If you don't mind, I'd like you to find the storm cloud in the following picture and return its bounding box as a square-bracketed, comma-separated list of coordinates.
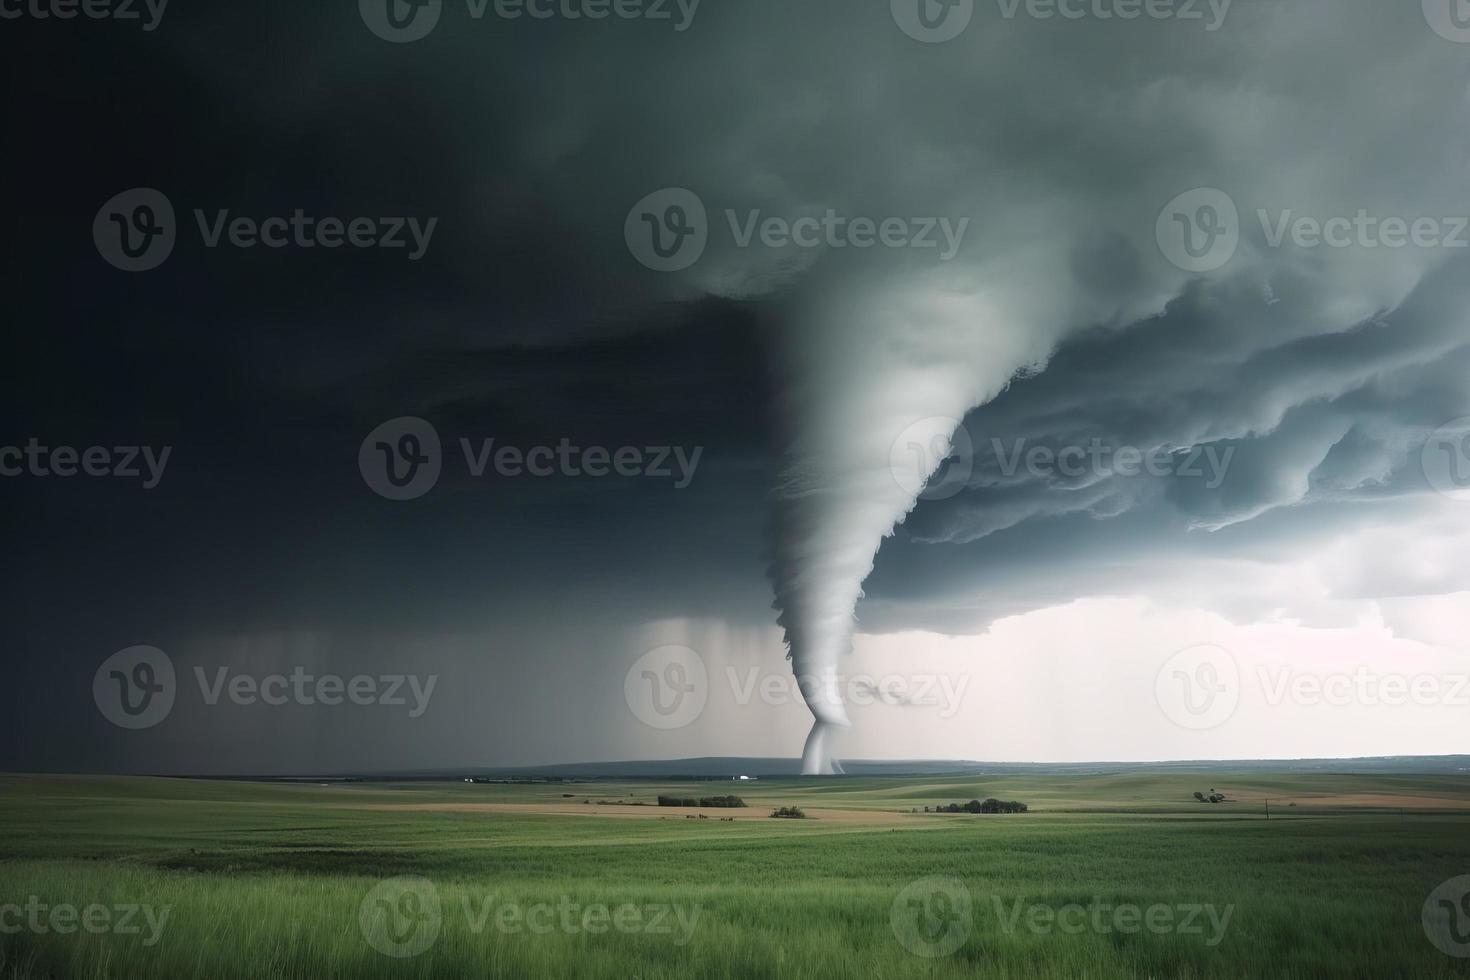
[3, 0, 1467, 771]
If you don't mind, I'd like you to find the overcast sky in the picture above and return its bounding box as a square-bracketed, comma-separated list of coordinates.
[3, 0, 1469, 774]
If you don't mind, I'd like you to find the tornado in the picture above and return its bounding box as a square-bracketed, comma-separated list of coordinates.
[766, 284, 1049, 775]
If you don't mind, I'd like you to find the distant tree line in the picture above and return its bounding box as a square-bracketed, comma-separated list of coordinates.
[770, 806, 807, 819]
[917, 799, 1034, 811]
[657, 795, 748, 808]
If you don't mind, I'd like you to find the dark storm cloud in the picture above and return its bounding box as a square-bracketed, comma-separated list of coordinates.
[903, 261, 1470, 545]
[4, 0, 1469, 770]
[861, 252, 1470, 634]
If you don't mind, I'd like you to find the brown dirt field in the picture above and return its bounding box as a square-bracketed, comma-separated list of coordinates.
[346, 802, 922, 824]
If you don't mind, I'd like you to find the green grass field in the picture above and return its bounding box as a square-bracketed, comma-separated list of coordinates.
[2, 772, 1469, 978]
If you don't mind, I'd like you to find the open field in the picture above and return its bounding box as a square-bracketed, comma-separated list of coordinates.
[2, 773, 1470, 978]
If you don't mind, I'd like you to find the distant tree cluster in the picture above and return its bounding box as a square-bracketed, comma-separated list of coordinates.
[699, 795, 748, 808]
[923, 799, 1028, 814]
[657, 795, 748, 808]
[1193, 790, 1227, 804]
[770, 806, 807, 819]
